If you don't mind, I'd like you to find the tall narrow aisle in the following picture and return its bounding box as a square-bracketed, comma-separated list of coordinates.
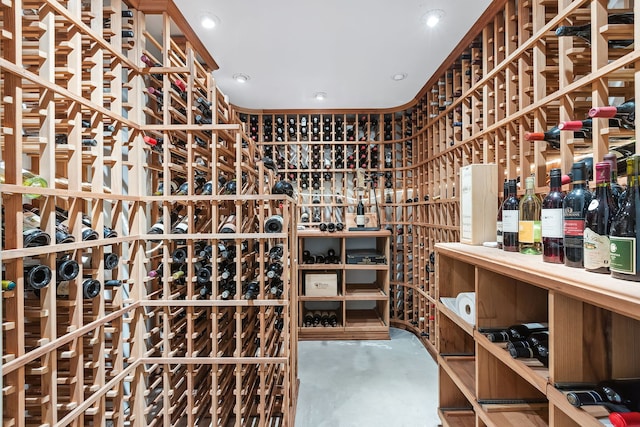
[295, 328, 439, 427]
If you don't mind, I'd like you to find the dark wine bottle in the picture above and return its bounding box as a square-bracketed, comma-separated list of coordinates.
[610, 155, 640, 281]
[266, 262, 283, 279]
[563, 162, 593, 267]
[496, 180, 508, 249]
[555, 13, 634, 49]
[21, 208, 53, 247]
[604, 152, 623, 209]
[82, 253, 119, 270]
[356, 196, 366, 228]
[567, 378, 640, 413]
[525, 126, 590, 150]
[25, 264, 53, 290]
[502, 179, 520, 252]
[56, 257, 80, 282]
[584, 162, 616, 273]
[485, 322, 548, 343]
[542, 168, 565, 264]
[243, 281, 260, 300]
[590, 98, 635, 130]
[265, 215, 284, 233]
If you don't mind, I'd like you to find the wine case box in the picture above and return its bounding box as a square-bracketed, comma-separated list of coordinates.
[460, 163, 498, 245]
[304, 273, 338, 297]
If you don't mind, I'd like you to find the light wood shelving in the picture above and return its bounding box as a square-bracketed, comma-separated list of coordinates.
[297, 229, 390, 340]
[1, 1, 297, 426]
[436, 242, 640, 426]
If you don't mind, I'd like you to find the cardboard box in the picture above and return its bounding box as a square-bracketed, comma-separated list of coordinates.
[460, 163, 498, 245]
[304, 273, 338, 297]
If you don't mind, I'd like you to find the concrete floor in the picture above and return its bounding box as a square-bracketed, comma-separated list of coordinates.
[295, 328, 440, 427]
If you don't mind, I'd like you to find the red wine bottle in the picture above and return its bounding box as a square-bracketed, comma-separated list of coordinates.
[502, 179, 520, 252]
[563, 162, 592, 267]
[584, 162, 616, 273]
[604, 152, 623, 208]
[610, 155, 640, 281]
[542, 168, 565, 263]
[609, 412, 640, 427]
[590, 98, 635, 130]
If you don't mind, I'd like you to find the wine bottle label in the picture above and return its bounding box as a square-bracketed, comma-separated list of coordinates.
[23, 211, 41, 231]
[502, 210, 519, 233]
[57, 281, 70, 296]
[610, 236, 637, 275]
[356, 214, 365, 226]
[564, 219, 585, 236]
[496, 221, 503, 244]
[583, 228, 610, 270]
[173, 221, 188, 233]
[518, 220, 541, 244]
[541, 208, 563, 238]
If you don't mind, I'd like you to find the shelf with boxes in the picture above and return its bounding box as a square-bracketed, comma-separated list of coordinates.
[297, 230, 390, 340]
[1, 1, 297, 426]
[437, 242, 640, 427]
[242, 107, 423, 341]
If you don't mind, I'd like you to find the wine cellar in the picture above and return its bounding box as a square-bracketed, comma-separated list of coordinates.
[3, 0, 640, 426]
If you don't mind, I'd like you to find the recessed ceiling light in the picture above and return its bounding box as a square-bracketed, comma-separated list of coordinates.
[314, 92, 327, 100]
[233, 73, 250, 83]
[392, 73, 408, 81]
[201, 14, 219, 29]
[424, 9, 444, 28]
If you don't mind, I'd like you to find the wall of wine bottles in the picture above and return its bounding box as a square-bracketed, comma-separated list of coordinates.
[239, 109, 427, 344]
[1, 1, 296, 426]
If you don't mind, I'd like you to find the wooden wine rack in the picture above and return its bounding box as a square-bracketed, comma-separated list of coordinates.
[1, 1, 297, 426]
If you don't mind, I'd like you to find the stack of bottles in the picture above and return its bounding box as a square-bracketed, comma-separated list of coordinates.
[303, 310, 339, 328]
[483, 322, 549, 367]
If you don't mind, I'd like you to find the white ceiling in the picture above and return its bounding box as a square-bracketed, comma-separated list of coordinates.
[173, 0, 493, 110]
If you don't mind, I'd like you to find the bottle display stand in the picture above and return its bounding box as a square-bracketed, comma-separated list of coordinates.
[297, 229, 390, 340]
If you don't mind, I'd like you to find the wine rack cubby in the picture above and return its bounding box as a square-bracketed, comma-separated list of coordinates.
[1, 1, 296, 426]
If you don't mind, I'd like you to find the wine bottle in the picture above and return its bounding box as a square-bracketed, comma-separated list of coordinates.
[2, 280, 16, 291]
[566, 378, 640, 412]
[266, 262, 283, 279]
[0, 162, 48, 199]
[507, 331, 549, 352]
[609, 412, 640, 427]
[497, 180, 508, 249]
[610, 155, 640, 281]
[584, 162, 617, 273]
[555, 13, 634, 49]
[82, 253, 119, 270]
[525, 126, 589, 150]
[194, 262, 212, 284]
[563, 162, 593, 268]
[21, 209, 52, 247]
[604, 152, 624, 209]
[269, 244, 284, 260]
[24, 264, 53, 290]
[265, 215, 284, 233]
[56, 278, 101, 299]
[220, 280, 236, 299]
[519, 176, 542, 255]
[356, 196, 366, 228]
[56, 257, 79, 282]
[502, 179, 520, 252]
[485, 322, 548, 343]
[542, 168, 565, 264]
[243, 281, 260, 300]
[590, 99, 635, 130]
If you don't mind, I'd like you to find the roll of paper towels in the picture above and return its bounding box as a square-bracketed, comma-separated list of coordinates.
[456, 292, 476, 326]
